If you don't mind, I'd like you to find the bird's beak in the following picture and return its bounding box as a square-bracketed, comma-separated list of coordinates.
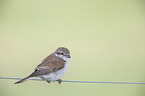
[66, 55, 71, 58]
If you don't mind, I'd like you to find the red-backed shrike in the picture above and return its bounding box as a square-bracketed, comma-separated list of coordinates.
[14, 47, 71, 84]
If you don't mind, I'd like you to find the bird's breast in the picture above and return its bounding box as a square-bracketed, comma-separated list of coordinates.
[41, 61, 69, 82]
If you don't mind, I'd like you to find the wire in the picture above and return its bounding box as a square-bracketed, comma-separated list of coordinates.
[0, 77, 145, 85]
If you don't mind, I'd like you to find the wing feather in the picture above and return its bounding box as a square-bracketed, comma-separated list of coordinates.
[29, 59, 65, 77]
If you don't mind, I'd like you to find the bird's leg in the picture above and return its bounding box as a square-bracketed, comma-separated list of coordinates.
[47, 81, 51, 83]
[57, 79, 62, 84]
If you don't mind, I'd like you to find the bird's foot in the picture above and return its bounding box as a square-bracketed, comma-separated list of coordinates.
[57, 79, 62, 84]
[47, 81, 51, 83]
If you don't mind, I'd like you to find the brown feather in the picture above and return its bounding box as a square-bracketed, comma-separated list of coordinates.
[56, 47, 70, 54]
[29, 54, 65, 77]
[14, 76, 32, 84]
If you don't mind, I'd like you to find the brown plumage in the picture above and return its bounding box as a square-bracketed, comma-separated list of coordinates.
[14, 47, 70, 84]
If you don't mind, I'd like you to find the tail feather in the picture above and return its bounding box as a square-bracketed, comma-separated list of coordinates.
[14, 76, 33, 84]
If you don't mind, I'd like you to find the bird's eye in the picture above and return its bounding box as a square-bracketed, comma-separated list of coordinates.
[61, 53, 64, 55]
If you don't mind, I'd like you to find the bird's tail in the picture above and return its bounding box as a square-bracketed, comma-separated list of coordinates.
[14, 76, 34, 84]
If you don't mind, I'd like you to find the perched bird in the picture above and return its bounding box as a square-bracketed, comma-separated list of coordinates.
[14, 47, 71, 84]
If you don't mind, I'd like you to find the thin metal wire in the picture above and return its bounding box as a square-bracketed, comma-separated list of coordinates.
[0, 77, 145, 85]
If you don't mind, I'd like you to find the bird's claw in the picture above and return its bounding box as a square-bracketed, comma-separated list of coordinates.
[47, 81, 51, 83]
[57, 79, 62, 84]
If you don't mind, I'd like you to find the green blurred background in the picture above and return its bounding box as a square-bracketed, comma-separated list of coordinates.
[0, 0, 145, 96]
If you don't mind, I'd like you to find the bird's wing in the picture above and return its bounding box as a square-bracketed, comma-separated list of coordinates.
[29, 59, 65, 77]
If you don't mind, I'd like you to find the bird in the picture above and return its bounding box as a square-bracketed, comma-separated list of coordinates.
[14, 47, 71, 84]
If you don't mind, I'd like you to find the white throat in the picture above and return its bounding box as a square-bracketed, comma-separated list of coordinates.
[55, 54, 69, 61]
